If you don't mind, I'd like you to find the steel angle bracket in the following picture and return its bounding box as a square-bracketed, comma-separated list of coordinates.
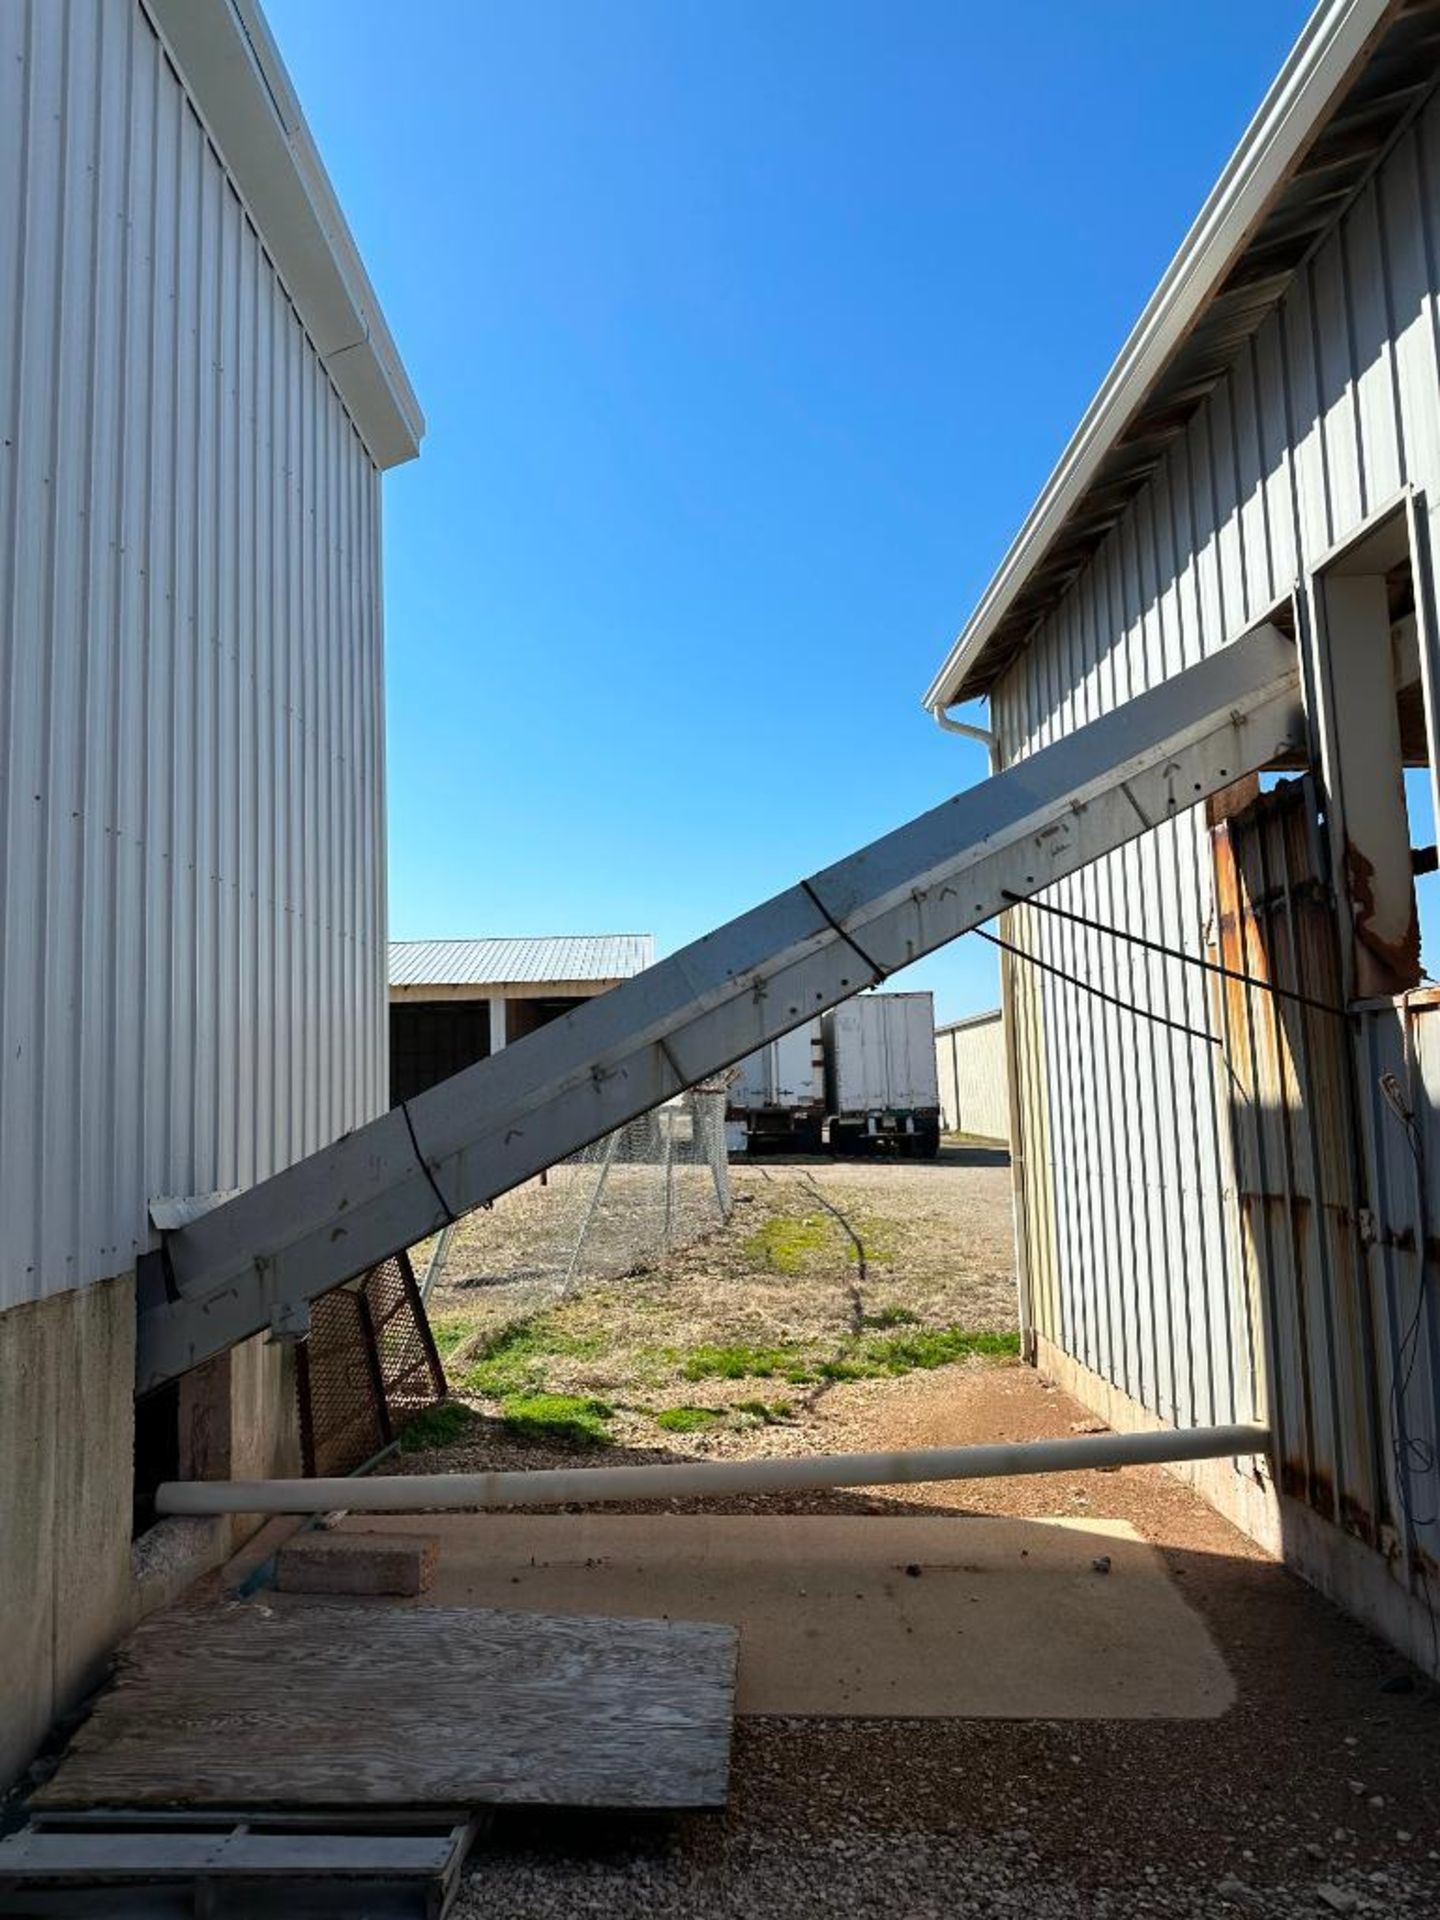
[137, 622, 1304, 1389]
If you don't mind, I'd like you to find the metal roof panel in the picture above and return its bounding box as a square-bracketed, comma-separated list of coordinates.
[388, 935, 655, 989]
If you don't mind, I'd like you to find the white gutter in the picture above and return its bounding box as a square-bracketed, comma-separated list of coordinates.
[156, 1423, 1271, 1514]
[142, 0, 424, 470]
[931, 706, 1000, 753]
[922, 0, 1395, 712]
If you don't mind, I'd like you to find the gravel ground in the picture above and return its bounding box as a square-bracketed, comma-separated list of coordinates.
[449, 1365, 1440, 1919]
[408, 1153, 1440, 1918]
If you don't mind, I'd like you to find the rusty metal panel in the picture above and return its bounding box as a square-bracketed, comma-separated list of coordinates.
[296, 1253, 445, 1478]
[1209, 780, 1382, 1542]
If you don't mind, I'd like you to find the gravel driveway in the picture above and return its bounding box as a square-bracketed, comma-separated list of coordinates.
[445, 1361, 1440, 1920]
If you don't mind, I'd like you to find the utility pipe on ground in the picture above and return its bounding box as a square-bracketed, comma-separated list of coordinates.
[156, 1422, 1270, 1516]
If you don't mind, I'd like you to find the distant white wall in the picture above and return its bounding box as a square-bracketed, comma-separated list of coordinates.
[934, 1012, 1008, 1142]
[0, 0, 388, 1312]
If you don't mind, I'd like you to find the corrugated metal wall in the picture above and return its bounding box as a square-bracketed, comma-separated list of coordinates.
[993, 83, 1440, 1437]
[935, 1014, 1010, 1141]
[0, 0, 388, 1312]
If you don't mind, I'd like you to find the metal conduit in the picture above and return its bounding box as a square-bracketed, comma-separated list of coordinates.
[156, 1422, 1270, 1516]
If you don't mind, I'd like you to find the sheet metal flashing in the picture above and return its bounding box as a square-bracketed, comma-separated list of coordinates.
[935, 1008, 1003, 1035]
[141, 0, 423, 470]
[388, 934, 656, 992]
[923, 0, 1440, 712]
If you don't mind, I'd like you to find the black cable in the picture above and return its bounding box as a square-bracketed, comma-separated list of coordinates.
[1000, 888, 1351, 1024]
[800, 877, 888, 985]
[976, 928, 1219, 1048]
[400, 1098, 459, 1225]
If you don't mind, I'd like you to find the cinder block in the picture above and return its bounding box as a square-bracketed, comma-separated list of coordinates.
[275, 1530, 439, 1597]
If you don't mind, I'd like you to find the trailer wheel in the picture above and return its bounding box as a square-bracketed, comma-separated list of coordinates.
[915, 1124, 941, 1160]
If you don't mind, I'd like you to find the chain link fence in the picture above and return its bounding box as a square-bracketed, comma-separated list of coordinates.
[419, 1084, 733, 1346]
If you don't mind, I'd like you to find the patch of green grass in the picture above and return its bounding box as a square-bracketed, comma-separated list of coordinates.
[732, 1398, 796, 1424]
[740, 1212, 833, 1275]
[864, 1326, 1020, 1372]
[682, 1341, 806, 1382]
[845, 1216, 898, 1266]
[461, 1320, 608, 1397]
[655, 1405, 725, 1434]
[499, 1392, 614, 1449]
[861, 1304, 920, 1329]
[397, 1400, 477, 1453]
[428, 1315, 473, 1360]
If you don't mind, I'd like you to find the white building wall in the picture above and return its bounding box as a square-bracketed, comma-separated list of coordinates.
[0, 0, 388, 1313]
[934, 1013, 1009, 1141]
[992, 90, 1440, 1433]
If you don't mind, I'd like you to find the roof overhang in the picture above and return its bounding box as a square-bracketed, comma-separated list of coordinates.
[142, 0, 424, 470]
[924, 0, 1440, 713]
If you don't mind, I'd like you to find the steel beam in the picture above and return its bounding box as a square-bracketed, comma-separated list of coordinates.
[137, 624, 1304, 1390]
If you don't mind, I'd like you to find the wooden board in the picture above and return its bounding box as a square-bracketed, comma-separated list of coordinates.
[34, 1604, 736, 1812]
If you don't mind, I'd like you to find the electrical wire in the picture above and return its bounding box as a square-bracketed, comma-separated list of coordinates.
[975, 928, 1219, 1048]
[1000, 888, 1351, 1023]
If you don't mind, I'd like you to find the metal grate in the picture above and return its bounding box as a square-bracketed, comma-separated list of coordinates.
[295, 1252, 446, 1477]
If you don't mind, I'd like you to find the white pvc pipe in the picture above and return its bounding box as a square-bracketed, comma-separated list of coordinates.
[155, 1422, 1270, 1516]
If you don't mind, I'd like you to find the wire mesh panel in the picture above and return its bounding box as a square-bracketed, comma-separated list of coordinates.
[296, 1252, 446, 1476]
[424, 1085, 732, 1340]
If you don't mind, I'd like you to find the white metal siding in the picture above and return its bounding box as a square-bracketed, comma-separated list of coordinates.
[0, 0, 387, 1311]
[935, 1014, 1009, 1141]
[994, 88, 1440, 1431]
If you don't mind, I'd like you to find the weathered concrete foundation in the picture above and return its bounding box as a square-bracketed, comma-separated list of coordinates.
[0, 1280, 300, 1789]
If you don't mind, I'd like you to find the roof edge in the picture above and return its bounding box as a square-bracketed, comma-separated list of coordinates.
[142, 0, 424, 470]
[923, 0, 1396, 713]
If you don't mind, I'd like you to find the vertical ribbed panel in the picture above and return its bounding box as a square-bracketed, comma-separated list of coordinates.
[995, 89, 1440, 1434]
[0, 0, 387, 1310]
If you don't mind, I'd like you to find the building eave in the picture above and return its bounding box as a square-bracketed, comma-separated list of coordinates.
[923, 0, 1411, 714]
[142, 0, 424, 470]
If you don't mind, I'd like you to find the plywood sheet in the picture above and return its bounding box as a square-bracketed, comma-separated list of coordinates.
[336, 1513, 1235, 1720]
[35, 1604, 736, 1811]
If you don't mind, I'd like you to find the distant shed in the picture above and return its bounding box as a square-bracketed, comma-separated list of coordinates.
[934, 1012, 1009, 1143]
[388, 935, 655, 1104]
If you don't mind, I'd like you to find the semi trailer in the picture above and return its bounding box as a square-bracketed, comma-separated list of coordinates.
[824, 991, 942, 1157]
[724, 1019, 826, 1153]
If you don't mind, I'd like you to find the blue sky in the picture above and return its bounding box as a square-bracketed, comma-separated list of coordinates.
[266, 0, 1313, 1024]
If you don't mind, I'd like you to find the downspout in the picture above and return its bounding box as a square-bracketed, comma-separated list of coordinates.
[930, 699, 1037, 1366]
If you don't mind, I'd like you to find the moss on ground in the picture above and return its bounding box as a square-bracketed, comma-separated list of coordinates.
[397, 1401, 477, 1453]
[498, 1392, 614, 1449]
[654, 1405, 725, 1434]
[739, 1212, 833, 1275]
[460, 1320, 609, 1396]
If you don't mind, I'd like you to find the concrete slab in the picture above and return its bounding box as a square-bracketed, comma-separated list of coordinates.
[334, 1512, 1235, 1720]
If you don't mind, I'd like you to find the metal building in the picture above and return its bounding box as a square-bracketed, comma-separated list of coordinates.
[388, 934, 655, 1104]
[925, 0, 1440, 1675]
[0, 0, 420, 1781]
[934, 1011, 1010, 1143]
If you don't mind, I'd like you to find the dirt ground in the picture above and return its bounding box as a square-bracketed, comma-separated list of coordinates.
[405, 1151, 1440, 1917]
[415, 1146, 1018, 1455]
